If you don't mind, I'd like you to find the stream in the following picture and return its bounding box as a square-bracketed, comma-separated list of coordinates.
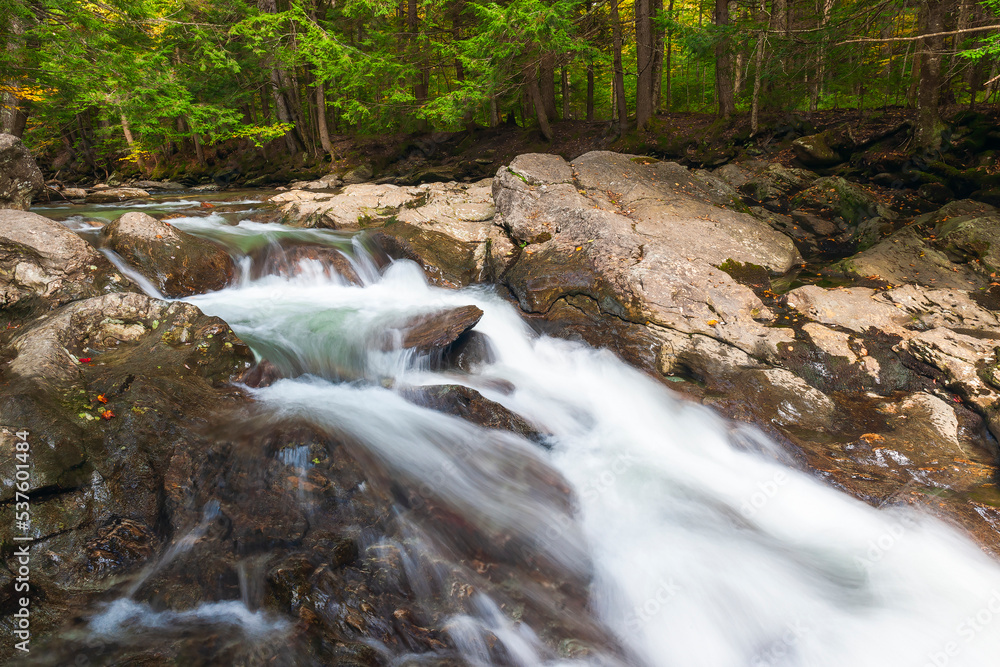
[30, 193, 1000, 666]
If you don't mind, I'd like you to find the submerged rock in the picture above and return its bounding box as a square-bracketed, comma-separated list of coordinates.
[400, 384, 542, 441]
[0, 133, 44, 210]
[101, 211, 235, 297]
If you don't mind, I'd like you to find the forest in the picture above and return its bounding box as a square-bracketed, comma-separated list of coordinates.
[2, 0, 1000, 175]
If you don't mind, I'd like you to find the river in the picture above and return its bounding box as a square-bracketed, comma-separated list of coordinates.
[29, 193, 1000, 666]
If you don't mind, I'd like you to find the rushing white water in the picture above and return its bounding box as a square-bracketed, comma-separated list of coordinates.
[126, 215, 1000, 666]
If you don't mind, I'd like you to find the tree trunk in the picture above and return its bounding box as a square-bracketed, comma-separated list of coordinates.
[315, 82, 332, 158]
[192, 129, 206, 166]
[585, 0, 595, 120]
[651, 0, 664, 111]
[1, 15, 27, 137]
[635, 0, 654, 128]
[120, 114, 147, 174]
[610, 0, 628, 134]
[751, 0, 766, 134]
[714, 0, 735, 117]
[270, 70, 305, 154]
[666, 0, 674, 109]
[587, 62, 595, 120]
[561, 67, 570, 119]
[809, 0, 834, 112]
[525, 65, 554, 141]
[540, 52, 557, 119]
[916, 0, 948, 150]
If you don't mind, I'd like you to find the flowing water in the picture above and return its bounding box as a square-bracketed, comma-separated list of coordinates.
[39, 197, 1000, 666]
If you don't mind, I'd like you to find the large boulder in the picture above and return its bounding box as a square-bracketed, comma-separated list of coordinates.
[0, 209, 129, 313]
[491, 152, 800, 367]
[367, 221, 479, 288]
[0, 290, 257, 658]
[101, 211, 235, 297]
[0, 133, 44, 210]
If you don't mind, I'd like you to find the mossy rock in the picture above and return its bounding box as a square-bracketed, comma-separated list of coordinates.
[717, 259, 771, 295]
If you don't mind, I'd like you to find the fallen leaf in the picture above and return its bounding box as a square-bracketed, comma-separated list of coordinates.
[100, 409, 115, 420]
[97, 394, 108, 404]
[78, 357, 92, 363]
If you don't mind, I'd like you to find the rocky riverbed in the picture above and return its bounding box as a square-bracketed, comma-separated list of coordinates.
[4, 130, 1000, 664]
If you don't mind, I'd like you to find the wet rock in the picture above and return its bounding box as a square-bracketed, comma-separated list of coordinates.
[739, 368, 837, 430]
[792, 126, 856, 167]
[248, 243, 360, 284]
[852, 216, 894, 252]
[368, 221, 478, 287]
[84, 187, 150, 203]
[61, 187, 88, 199]
[400, 384, 542, 441]
[738, 163, 819, 205]
[0, 290, 254, 653]
[0, 208, 128, 313]
[839, 227, 980, 289]
[239, 359, 284, 388]
[0, 133, 44, 210]
[101, 211, 235, 297]
[902, 327, 1000, 443]
[133, 179, 185, 191]
[343, 164, 374, 184]
[5, 291, 250, 390]
[918, 182, 955, 204]
[386, 305, 483, 353]
[791, 176, 885, 225]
